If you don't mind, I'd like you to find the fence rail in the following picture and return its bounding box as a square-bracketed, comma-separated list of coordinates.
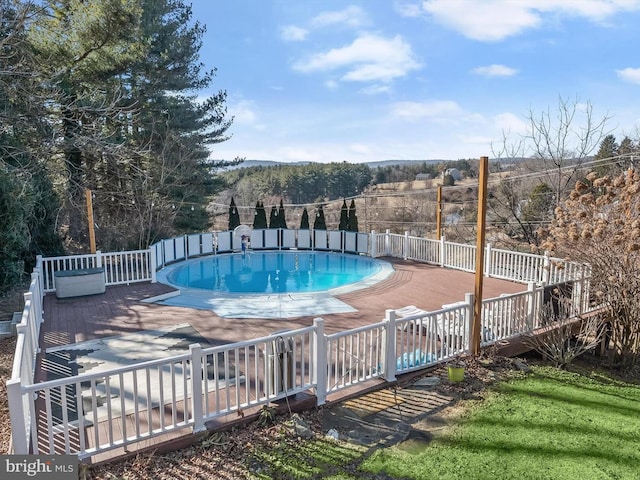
[8, 229, 594, 460]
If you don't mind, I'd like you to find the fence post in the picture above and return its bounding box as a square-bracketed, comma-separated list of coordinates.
[385, 229, 391, 256]
[370, 230, 377, 258]
[35, 255, 44, 295]
[575, 265, 587, 315]
[542, 251, 550, 284]
[149, 248, 157, 283]
[440, 236, 446, 267]
[383, 310, 397, 382]
[313, 318, 327, 406]
[95, 250, 103, 268]
[31, 272, 43, 323]
[484, 243, 492, 277]
[527, 282, 537, 329]
[189, 344, 206, 433]
[465, 293, 475, 353]
[403, 231, 410, 260]
[6, 379, 29, 454]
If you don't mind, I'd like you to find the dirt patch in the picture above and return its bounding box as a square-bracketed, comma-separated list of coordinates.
[0, 336, 17, 454]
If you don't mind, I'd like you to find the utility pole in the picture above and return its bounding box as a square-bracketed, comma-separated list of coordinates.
[436, 185, 443, 240]
[472, 156, 489, 356]
[86, 189, 96, 254]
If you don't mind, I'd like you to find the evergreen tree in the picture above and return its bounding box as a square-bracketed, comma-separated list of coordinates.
[257, 201, 268, 229]
[348, 199, 359, 232]
[314, 205, 327, 230]
[27, 0, 235, 250]
[300, 208, 310, 229]
[522, 183, 554, 224]
[619, 136, 637, 156]
[228, 197, 240, 230]
[594, 134, 619, 175]
[278, 198, 287, 229]
[269, 205, 278, 228]
[339, 199, 349, 230]
[252, 201, 262, 229]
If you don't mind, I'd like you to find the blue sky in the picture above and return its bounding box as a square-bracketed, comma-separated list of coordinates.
[191, 0, 640, 163]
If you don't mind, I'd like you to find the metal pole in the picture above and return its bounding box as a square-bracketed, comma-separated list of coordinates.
[472, 156, 489, 356]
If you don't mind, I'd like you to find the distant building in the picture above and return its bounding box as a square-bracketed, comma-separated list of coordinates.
[443, 168, 462, 181]
[415, 173, 432, 180]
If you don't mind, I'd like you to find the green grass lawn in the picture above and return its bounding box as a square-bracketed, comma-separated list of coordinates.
[361, 366, 640, 480]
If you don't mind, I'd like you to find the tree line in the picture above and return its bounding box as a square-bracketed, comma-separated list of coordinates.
[227, 197, 358, 232]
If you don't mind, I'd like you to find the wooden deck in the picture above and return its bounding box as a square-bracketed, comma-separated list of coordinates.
[35, 258, 526, 463]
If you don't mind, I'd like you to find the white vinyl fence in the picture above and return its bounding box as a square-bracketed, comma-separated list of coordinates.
[8, 229, 594, 460]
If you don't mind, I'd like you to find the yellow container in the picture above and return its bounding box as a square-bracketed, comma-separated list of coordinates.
[447, 365, 465, 382]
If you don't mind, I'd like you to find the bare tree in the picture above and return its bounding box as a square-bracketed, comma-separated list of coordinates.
[540, 169, 640, 368]
[527, 97, 611, 206]
[525, 293, 603, 368]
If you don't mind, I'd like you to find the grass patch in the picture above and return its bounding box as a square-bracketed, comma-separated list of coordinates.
[361, 366, 640, 480]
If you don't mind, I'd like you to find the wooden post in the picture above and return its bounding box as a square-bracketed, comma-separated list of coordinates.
[85, 189, 96, 254]
[436, 185, 443, 240]
[472, 156, 489, 356]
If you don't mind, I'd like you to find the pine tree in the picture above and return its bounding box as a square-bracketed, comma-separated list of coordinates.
[594, 134, 619, 175]
[348, 199, 359, 232]
[27, 0, 234, 250]
[314, 205, 327, 230]
[257, 201, 268, 229]
[278, 198, 287, 229]
[300, 208, 310, 229]
[252, 201, 262, 229]
[269, 205, 278, 228]
[228, 197, 240, 230]
[339, 199, 349, 230]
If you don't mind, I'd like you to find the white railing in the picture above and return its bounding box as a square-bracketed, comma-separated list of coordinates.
[9, 229, 596, 460]
[7, 259, 44, 456]
[12, 327, 316, 459]
[443, 241, 476, 272]
[406, 236, 441, 264]
[40, 250, 153, 292]
[325, 322, 387, 394]
[486, 247, 547, 283]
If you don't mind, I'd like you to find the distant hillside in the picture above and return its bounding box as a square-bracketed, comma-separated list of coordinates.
[219, 159, 447, 171]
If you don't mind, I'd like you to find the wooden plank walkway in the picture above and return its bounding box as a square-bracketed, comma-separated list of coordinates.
[35, 258, 526, 463]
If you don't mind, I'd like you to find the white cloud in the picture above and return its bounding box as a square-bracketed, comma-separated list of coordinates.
[229, 99, 265, 130]
[472, 64, 518, 77]
[293, 34, 421, 83]
[394, 0, 424, 17]
[349, 143, 374, 155]
[310, 5, 370, 29]
[360, 84, 391, 95]
[493, 112, 528, 134]
[281, 25, 308, 42]
[391, 100, 464, 120]
[421, 0, 541, 41]
[617, 67, 640, 84]
[420, 0, 640, 42]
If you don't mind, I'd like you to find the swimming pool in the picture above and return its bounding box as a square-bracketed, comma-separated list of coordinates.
[161, 251, 392, 294]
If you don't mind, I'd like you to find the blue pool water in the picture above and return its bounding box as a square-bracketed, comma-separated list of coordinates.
[164, 251, 388, 294]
